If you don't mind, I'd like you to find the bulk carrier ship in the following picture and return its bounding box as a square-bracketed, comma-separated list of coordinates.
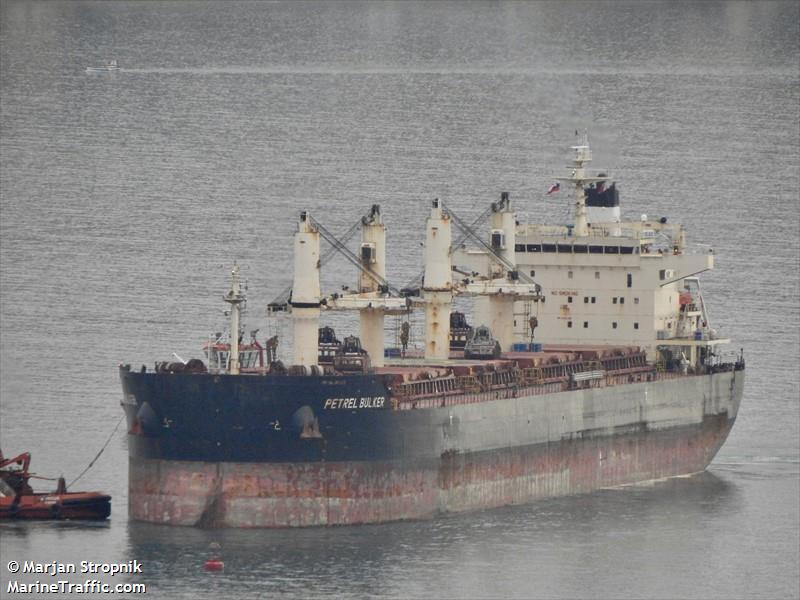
[119, 140, 744, 527]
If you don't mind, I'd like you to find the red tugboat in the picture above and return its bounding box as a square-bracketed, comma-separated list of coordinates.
[0, 451, 111, 520]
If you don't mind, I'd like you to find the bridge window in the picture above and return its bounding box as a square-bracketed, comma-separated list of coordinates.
[620, 246, 634, 255]
[527, 244, 541, 252]
[542, 244, 557, 253]
[557, 244, 572, 253]
[589, 245, 603, 254]
[515, 244, 526, 252]
[574, 245, 588, 253]
[605, 246, 619, 254]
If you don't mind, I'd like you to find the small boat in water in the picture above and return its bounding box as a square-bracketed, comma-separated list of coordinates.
[0, 451, 111, 520]
[85, 60, 119, 73]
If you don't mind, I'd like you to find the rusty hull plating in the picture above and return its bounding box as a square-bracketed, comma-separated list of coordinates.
[121, 349, 744, 528]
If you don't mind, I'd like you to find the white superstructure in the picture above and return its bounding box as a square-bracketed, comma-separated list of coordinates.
[503, 140, 726, 367]
[276, 139, 727, 374]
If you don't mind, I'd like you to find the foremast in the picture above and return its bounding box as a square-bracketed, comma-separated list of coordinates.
[222, 264, 246, 375]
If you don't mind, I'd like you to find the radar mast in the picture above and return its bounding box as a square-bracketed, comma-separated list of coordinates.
[556, 132, 610, 237]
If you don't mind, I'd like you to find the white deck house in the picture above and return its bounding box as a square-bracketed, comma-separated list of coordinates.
[453, 140, 729, 369]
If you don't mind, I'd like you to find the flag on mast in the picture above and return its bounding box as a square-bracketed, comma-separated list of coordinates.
[546, 182, 560, 195]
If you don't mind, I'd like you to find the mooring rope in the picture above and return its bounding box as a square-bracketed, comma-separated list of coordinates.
[68, 414, 125, 489]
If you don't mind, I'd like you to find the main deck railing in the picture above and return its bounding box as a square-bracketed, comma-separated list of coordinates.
[390, 352, 742, 411]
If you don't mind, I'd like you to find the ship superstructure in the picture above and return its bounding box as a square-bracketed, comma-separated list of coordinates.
[119, 140, 744, 528]
[453, 140, 727, 370]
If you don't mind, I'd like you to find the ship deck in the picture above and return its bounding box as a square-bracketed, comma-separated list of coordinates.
[374, 344, 643, 379]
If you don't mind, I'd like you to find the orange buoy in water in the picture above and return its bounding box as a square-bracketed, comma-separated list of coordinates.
[205, 541, 224, 571]
[204, 559, 224, 572]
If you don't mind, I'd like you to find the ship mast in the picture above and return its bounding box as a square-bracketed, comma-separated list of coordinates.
[556, 133, 610, 237]
[359, 205, 387, 368]
[291, 211, 321, 368]
[223, 263, 245, 375]
[423, 198, 453, 360]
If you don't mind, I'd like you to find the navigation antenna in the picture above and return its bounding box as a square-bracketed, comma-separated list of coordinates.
[555, 133, 610, 237]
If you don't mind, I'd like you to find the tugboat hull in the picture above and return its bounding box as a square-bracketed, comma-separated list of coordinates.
[0, 492, 111, 521]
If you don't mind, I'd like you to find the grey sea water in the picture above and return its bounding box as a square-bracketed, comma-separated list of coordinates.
[1, 1, 798, 598]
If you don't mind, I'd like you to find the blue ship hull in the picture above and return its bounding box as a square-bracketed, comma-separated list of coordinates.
[120, 365, 743, 527]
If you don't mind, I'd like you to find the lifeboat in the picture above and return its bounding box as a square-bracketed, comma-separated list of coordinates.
[0, 452, 111, 520]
